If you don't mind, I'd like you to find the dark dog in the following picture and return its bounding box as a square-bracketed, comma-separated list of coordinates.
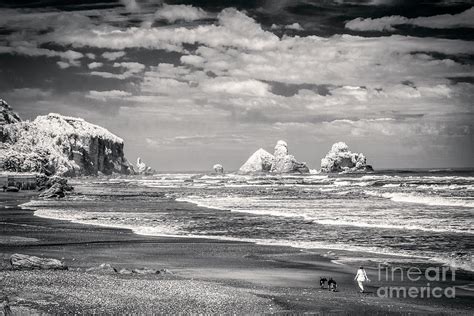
[328, 277, 337, 292]
[320, 277, 328, 288]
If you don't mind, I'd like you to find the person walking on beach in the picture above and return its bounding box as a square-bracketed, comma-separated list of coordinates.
[354, 266, 370, 293]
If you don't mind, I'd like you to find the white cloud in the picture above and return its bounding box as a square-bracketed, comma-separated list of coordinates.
[186, 34, 473, 88]
[54, 8, 279, 52]
[86, 53, 96, 59]
[114, 61, 145, 73]
[102, 51, 126, 60]
[285, 23, 304, 31]
[87, 62, 103, 69]
[120, 0, 140, 12]
[155, 4, 208, 23]
[49, 7, 469, 135]
[57, 61, 71, 69]
[0, 43, 83, 66]
[180, 55, 206, 67]
[201, 78, 271, 97]
[346, 7, 474, 31]
[86, 90, 132, 101]
[89, 61, 145, 79]
[346, 16, 407, 32]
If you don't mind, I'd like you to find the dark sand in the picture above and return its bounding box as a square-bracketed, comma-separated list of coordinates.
[1, 192, 473, 315]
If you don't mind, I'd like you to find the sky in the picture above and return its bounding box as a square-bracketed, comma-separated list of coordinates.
[0, 0, 473, 171]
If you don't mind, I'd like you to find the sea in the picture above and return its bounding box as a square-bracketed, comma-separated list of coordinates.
[21, 169, 474, 272]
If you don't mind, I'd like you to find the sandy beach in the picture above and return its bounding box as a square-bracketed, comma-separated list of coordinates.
[0, 192, 472, 315]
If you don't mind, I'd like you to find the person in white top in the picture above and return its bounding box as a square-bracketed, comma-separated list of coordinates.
[354, 266, 370, 293]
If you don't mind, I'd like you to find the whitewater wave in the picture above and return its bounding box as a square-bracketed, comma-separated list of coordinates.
[32, 207, 473, 272]
[177, 196, 474, 234]
[364, 191, 474, 208]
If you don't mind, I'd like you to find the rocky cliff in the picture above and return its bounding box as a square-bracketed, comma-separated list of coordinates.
[1, 99, 21, 142]
[320, 142, 373, 173]
[0, 101, 133, 176]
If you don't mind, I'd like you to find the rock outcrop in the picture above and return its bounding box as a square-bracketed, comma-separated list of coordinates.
[213, 164, 224, 174]
[136, 157, 155, 175]
[36, 175, 73, 198]
[239, 140, 309, 174]
[239, 148, 274, 173]
[0, 99, 21, 143]
[10, 253, 67, 270]
[38, 183, 65, 198]
[320, 142, 373, 173]
[0, 103, 133, 176]
[270, 140, 309, 173]
[0, 99, 21, 125]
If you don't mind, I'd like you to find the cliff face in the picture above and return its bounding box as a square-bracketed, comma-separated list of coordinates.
[0, 105, 133, 176]
[1, 99, 22, 142]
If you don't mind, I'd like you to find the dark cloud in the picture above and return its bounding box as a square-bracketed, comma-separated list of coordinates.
[0, 0, 120, 10]
[268, 81, 332, 97]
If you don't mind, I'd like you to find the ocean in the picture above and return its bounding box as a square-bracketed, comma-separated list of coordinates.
[21, 169, 474, 271]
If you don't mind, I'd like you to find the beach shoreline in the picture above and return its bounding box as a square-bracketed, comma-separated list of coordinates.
[1, 191, 473, 314]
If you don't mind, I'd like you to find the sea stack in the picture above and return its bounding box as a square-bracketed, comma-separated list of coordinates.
[320, 142, 373, 173]
[136, 157, 155, 175]
[270, 140, 309, 173]
[239, 140, 309, 174]
[238, 148, 274, 173]
[213, 164, 224, 174]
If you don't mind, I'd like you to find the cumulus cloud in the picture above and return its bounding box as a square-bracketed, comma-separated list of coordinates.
[53, 8, 279, 52]
[90, 61, 145, 79]
[100, 7, 471, 137]
[201, 78, 272, 97]
[57, 61, 71, 69]
[0, 43, 83, 66]
[114, 61, 145, 73]
[346, 7, 474, 31]
[285, 23, 304, 30]
[180, 55, 206, 67]
[86, 90, 132, 101]
[155, 4, 209, 23]
[102, 51, 126, 61]
[38, 7, 470, 131]
[88, 62, 103, 69]
[120, 0, 140, 12]
[186, 34, 473, 88]
[271, 23, 305, 31]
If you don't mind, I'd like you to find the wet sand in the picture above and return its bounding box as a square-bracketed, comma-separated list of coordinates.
[0, 192, 473, 314]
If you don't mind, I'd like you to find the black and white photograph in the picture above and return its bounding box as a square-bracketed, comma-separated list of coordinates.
[0, 0, 473, 314]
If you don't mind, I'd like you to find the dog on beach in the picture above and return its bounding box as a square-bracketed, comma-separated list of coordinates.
[319, 277, 327, 288]
[328, 277, 337, 292]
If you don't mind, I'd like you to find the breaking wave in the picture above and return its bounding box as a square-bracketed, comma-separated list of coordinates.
[365, 191, 474, 208]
